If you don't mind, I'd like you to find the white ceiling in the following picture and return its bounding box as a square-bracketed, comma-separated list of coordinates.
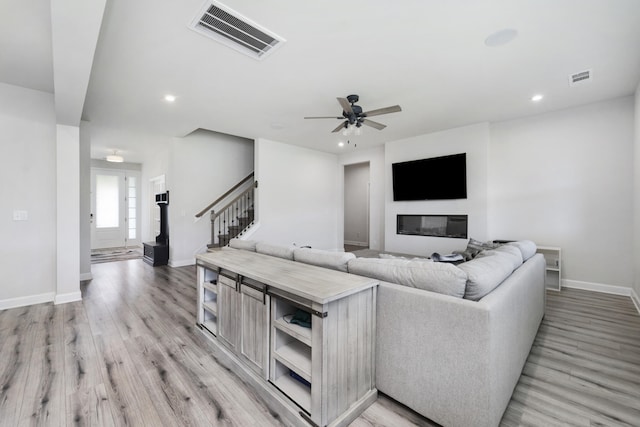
[2, 0, 640, 160]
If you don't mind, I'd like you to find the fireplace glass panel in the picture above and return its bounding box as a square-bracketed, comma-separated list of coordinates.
[396, 215, 467, 238]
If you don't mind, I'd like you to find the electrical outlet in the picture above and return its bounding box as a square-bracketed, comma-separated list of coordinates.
[13, 210, 28, 221]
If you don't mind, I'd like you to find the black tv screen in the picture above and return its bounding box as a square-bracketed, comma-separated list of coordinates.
[392, 153, 467, 201]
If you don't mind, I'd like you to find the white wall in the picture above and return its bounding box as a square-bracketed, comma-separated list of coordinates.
[385, 123, 490, 256]
[0, 83, 57, 307]
[634, 85, 640, 303]
[339, 146, 385, 250]
[167, 130, 254, 266]
[55, 124, 81, 303]
[344, 163, 370, 246]
[252, 139, 341, 250]
[489, 96, 635, 289]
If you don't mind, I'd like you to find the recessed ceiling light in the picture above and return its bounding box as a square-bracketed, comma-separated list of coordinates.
[484, 29, 518, 47]
[164, 94, 176, 102]
[338, 142, 345, 147]
[531, 94, 544, 102]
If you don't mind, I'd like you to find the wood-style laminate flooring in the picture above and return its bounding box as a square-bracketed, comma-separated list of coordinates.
[0, 259, 638, 426]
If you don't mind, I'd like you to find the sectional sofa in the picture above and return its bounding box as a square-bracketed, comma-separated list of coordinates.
[224, 238, 546, 427]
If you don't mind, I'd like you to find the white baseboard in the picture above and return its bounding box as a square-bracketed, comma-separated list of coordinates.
[0, 292, 55, 310]
[344, 240, 368, 247]
[562, 279, 631, 296]
[80, 272, 93, 281]
[54, 291, 82, 305]
[631, 288, 640, 315]
[169, 259, 196, 268]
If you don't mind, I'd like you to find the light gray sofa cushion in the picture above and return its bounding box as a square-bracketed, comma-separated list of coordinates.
[293, 248, 355, 272]
[506, 240, 537, 261]
[229, 238, 258, 251]
[347, 257, 467, 298]
[476, 245, 523, 270]
[459, 252, 516, 300]
[255, 242, 295, 260]
[378, 253, 431, 262]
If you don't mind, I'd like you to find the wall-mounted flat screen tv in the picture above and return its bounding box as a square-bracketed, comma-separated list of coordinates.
[392, 153, 467, 201]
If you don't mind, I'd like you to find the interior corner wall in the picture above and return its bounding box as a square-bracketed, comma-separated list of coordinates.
[79, 121, 91, 280]
[0, 83, 57, 308]
[252, 139, 341, 250]
[339, 146, 385, 250]
[167, 130, 254, 266]
[489, 96, 635, 289]
[385, 123, 490, 256]
[634, 84, 640, 299]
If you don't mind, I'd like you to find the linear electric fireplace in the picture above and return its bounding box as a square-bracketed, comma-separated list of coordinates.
[397, 214, 468, 238]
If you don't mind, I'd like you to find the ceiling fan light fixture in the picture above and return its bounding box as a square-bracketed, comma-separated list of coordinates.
[106, 150, 124, 163]
[304, 94, 401, 134]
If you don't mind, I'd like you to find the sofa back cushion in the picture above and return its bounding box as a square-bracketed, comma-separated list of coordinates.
[347, 257, 467, 298]
[458, 252, 516, 300]
[506, 240, 537, 261]
[229, 238, 258, 252]
[475, 244, 523, 270]
[293, 248, 355, 272]
[255, 242, 295, 260]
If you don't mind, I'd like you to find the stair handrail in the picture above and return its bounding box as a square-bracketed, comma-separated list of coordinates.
[195, 172, 255, 218]
[211, 181, 258, 218]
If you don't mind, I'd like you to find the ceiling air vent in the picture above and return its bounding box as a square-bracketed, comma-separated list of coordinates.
[569, 69, 592, 87]
[189, 1, 285, 60]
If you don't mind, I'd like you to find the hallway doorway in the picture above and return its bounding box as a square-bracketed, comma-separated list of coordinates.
[344, 162, 370, 250]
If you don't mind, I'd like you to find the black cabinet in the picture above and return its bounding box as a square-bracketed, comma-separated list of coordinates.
[143, 242, 169, 266]
[144, 191, 169, 267]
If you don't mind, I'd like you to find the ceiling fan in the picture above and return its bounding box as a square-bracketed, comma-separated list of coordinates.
[304, 94, 402, 133]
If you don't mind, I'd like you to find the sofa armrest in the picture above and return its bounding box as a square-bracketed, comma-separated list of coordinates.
[480, 253, 546, 423]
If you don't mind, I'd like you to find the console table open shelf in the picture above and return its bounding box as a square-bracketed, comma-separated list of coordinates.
[196, 249, 379, 427]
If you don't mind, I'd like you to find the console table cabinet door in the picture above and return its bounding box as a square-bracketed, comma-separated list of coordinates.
[217, 275, 239, 351]
[240, 284, 270, 379]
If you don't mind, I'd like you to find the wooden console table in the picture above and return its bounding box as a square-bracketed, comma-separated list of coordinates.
[195, 249, 378, 427]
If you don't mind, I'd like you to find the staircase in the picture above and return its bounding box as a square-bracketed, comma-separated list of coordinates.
[213, 205, 255, 247]
[195, 173, 257, 249]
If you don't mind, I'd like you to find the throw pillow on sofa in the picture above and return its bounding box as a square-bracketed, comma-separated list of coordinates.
[347, 257, 467, 298]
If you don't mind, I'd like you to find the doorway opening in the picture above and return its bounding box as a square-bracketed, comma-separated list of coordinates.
[90, 167, 141, 255]
[344, 162, 370, 252]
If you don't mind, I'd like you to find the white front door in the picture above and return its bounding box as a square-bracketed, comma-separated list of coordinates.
[91, 168, 141, 249]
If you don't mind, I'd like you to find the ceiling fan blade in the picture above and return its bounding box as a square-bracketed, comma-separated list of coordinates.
[304, 116, 343, 119]
[363, 105, 402, 117]
[337, 97, 354, 115]
[332, 121, 348, 133]
[362, 119, 386, 130]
